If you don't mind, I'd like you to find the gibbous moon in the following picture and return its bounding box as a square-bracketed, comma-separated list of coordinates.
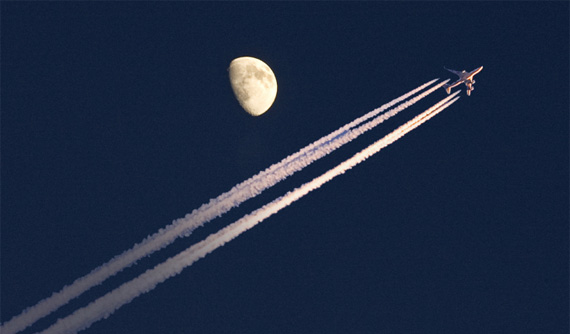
[229, 56, 277, 116]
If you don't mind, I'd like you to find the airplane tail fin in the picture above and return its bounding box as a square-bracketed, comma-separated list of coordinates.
[443, 84, 451, 94]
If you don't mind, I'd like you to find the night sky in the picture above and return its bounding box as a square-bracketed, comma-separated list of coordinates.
[2, 2, 568, 333]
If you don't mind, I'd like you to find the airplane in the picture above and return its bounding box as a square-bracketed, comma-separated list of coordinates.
[443, 66, 483, 96]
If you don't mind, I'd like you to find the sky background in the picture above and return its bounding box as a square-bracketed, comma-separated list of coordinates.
[2, 2, 568, 333]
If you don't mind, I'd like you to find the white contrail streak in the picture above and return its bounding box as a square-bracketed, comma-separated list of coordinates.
[1, 79, 446, 334]
[37, 93, 460, 334]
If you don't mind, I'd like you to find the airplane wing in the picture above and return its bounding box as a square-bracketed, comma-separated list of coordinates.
[444, 67, 463, 77]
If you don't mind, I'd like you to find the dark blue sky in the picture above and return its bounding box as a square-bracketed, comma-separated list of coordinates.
[2, 2, 568, 333]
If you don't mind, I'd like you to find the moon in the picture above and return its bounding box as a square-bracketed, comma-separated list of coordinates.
[228, 56, 277, 116]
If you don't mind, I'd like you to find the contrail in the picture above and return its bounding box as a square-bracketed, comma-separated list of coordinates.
[37, 93, 460, 334]
[1, 79, 446, 334]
